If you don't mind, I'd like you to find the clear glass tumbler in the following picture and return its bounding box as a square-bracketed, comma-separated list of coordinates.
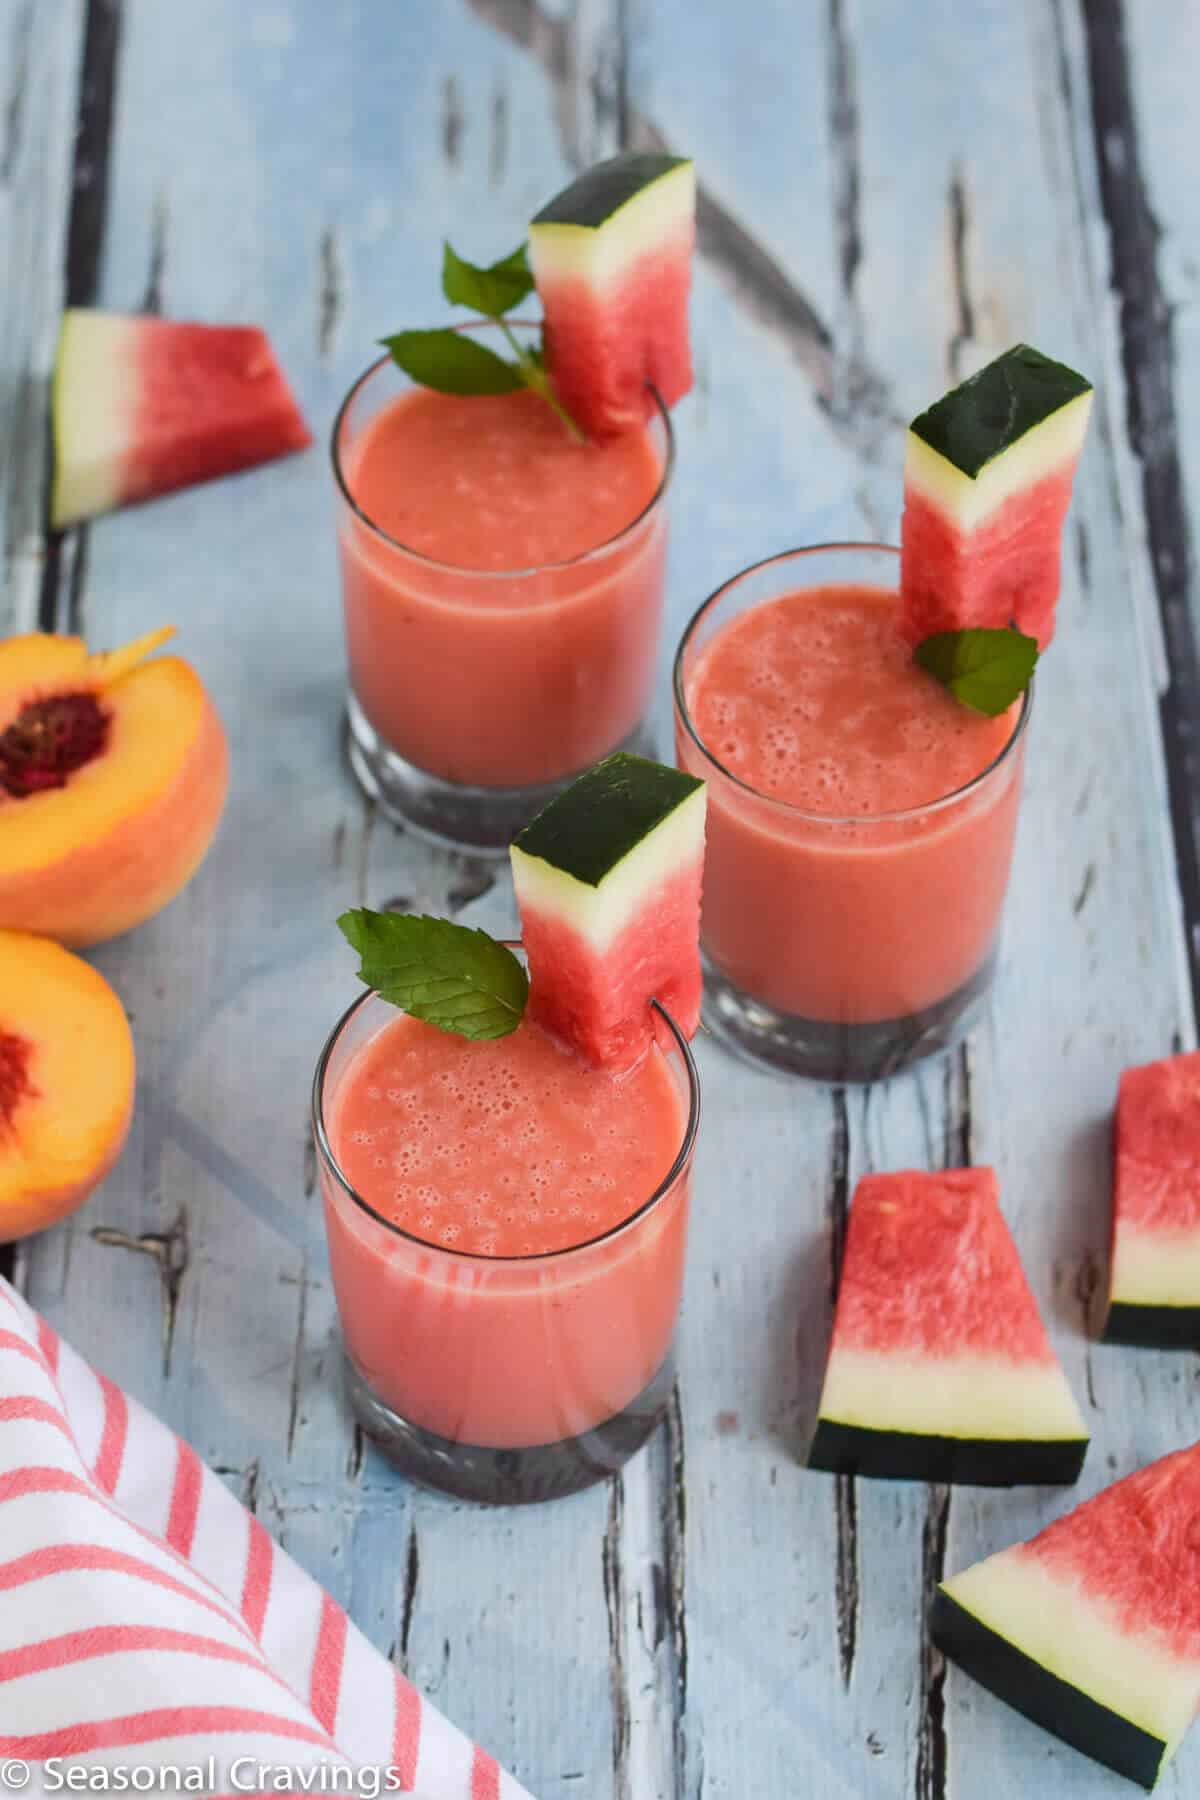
[330, 324, 674, 853]
[674, 544, 1031, 1082]
[312, 981, 699, 1504]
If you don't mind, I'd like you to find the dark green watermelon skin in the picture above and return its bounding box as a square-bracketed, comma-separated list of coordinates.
[513, 751, 702, 887]
[931, 1590, 1165, 1790]
[910, 343, 1093, 479]
[532, 153, 690, 230]
[808, 1419, 1087, 1487]
[1103, 1301, 1200, 1350]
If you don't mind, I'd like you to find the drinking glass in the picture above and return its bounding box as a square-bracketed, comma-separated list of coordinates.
[674, 543, 1031, 1081]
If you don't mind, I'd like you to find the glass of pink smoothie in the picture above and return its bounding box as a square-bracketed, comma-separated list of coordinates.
[312, 962, 699, 1504]
[331, 323, 674, 852]
[674, 544, 1031, 1081]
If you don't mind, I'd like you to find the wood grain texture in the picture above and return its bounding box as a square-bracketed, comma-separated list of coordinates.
[0, 0, 84, 637]
[2, 0, 1200, 1794]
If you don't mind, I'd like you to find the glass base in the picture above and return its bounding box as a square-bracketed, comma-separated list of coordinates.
[345, 692, 657, 854]
[701, 952, 995, 1083]
[344, 1351, 675, 1504]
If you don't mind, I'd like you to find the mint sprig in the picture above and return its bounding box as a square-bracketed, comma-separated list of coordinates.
[442, 242, 534, 316]
[380, 241, 583, 441]
[338, 909, 528, 1041]
[914, 627, 1038, 717]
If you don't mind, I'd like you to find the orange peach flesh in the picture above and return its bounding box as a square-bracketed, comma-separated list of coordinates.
[0, 931, 134, 1241]
[0, 629, 229, 948]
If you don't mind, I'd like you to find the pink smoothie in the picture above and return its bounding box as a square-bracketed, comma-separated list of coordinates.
[336, 384, 667, 788]
[678, 584, 1025, 1023]
[322, 1010, 690, 1449]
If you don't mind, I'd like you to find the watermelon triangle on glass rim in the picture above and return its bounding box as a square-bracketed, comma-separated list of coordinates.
[510, 751, 706, 1072]
[808, 1167, 1089, 1486]
[1105, 1050, 1200, 1349]
[529, 151, 695, 441]
[934, 1442, 1200, 1790]
[51, 309, 312, 527]
[899, 342, 1093, 650]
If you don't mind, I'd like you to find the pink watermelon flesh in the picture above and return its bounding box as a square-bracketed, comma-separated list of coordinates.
[54, 312, 311, 526]
[538, 235, 694, 441]
[519, 853, 703, 1070]
[120, 320, 311, 504]
[832, 1167, 1056, 1364]
[900, 462, 1076, 652]
[1020, 1443, 1200, 1661]
[1114, 1052, 1200, 1238]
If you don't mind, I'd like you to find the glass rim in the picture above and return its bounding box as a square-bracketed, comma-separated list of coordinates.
[329, 322, 675, 579]
[672, 540, 1034, 827]
[311, 967, 701, 1266]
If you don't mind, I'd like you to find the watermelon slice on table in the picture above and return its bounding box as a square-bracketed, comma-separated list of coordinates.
[510, 752, 706, 1071]
[899, 343, 1093, 650]
[1104, 1050, 1200, 1349]
[529, 151, 695, 440]
[934, 1442, 1200, 1789]
[51, 309, 312, 528]
[808, 1167, 1088, 1486]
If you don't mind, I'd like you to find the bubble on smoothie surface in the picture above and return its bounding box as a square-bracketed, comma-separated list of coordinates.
[330, 1011, 684, 1256]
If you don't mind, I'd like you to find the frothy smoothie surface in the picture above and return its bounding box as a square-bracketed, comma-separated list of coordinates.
[348, 386, 662, 572]
[687, 585, 1017, 814]
[331, 1012, 685, 1257]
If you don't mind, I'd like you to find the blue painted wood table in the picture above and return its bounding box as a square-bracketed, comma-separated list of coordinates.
[3, 2, 1200, 1795]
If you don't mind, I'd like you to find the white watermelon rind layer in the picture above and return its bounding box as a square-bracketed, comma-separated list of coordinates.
[904, 388, 1093, 535]
[51, 310, 138, 528]
[529, 162, 695, 290]
[940, 1548, 1200, 1780]
[1110, 1222, 1200, 1309]
[816, 1347, 1087, 1443]
[510, 783, 706, 955]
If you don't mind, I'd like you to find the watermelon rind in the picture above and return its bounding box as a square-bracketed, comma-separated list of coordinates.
[530, 153, 694, 281]
[809, 1424, 1087, 1489]
[910, 343, 1092, 478]
[51, 310, 131, 528]
[514, 751, 703, 886]
[1103, 1301, 1200, 1351]
[931, 1589, 1165, 1790]
[809, 1345, 1087, 1485]
[905, 343, 1093, 540]
[511, 752, 704, 948]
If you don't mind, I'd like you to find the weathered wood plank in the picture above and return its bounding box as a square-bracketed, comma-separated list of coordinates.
[1109, 0, 1200, 1012]
[14, 2, 628, 1794]
[0, 0, 85, 636]
[6, 0, 1200, 1796]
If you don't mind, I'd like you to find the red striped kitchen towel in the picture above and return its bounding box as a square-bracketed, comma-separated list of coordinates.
[0, 1278, 533, 1799]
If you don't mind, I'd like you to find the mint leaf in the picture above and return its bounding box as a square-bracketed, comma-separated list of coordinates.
[442, 241, 534, 317]
[338, 909, 528, 1040]
[379, 329, 524, 395]
[914, 627, 1039, 717]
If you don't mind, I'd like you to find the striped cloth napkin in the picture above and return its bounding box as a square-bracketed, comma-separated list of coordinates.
[0, 1278, 533, 1800]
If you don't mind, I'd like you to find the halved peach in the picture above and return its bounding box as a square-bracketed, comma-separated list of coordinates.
[0, 931, 134, 1240]
[0, 626, 228, 946]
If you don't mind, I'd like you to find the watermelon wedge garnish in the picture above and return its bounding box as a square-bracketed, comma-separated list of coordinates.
[529, 152, 695, 440]
[899, 343, 1093, 650]
[51, 309, 312, 527]
[510, 752, 706, 1070]
[1105, 1050, 1200, 1349]
[808, 1167, 1088, 1486]
[934, 1442, 1200, 1789]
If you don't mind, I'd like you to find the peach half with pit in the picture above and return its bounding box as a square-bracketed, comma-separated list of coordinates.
[0, 625, 228, 947]
[0, 930, 134, 1241]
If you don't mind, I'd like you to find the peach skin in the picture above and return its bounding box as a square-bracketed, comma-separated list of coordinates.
[0, 930, 134, 1240]
[0, 626, 228, 946]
